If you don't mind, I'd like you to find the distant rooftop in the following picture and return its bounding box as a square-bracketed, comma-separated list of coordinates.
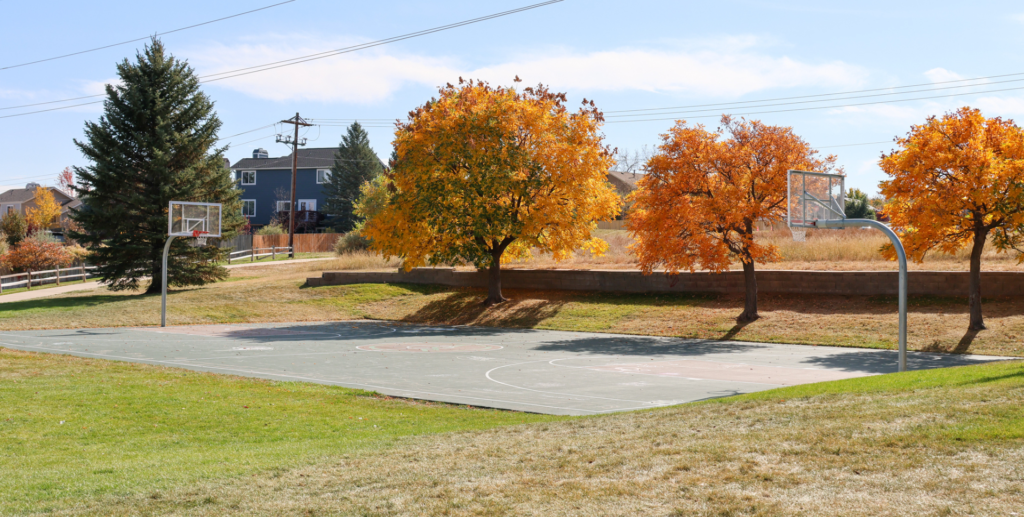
[231, 147, 340, 170]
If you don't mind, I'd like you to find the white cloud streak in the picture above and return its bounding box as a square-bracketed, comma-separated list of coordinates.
[188, 35, 868, 103]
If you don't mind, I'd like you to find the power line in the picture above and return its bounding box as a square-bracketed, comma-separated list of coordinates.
[220, 123, 278, 140]
[604, 71, 1024, 114]
[197, 0, 564, 84]
[602, 84, 1024, 124]
[606, 77, 1024, 119]
[817, 141, 893, 149]
[1, 0, 296, 71]
[0, 0, 563, 118]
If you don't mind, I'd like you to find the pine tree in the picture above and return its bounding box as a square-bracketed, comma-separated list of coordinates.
[71, 39, 242, 294]
[322, 122, 383, 232]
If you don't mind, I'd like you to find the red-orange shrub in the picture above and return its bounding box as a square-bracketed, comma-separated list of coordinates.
[5, 239, 74, 272]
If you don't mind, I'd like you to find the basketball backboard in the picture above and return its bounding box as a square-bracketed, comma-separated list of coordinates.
[168, 201, 222, 237]
[787, 170, 845, 228]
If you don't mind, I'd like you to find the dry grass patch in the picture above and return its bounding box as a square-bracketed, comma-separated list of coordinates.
[2, 260, 1022, 357]
[52, 361, 1024, 516]
[363, 288, 1024, 357]
[500, 228, 1024, 271]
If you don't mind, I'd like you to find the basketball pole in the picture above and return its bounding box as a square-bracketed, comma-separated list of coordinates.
[816, 218, 908, 372]
[161, 236, 175, 327]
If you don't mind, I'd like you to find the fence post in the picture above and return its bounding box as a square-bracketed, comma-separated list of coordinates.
[251, 246, 255, 263]
[56, 265, 61, 286]
[26, 271, 31, 290]
[273, 246, 276, 261]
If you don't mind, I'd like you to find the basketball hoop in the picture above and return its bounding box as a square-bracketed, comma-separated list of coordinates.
[189, 230, 209, 247]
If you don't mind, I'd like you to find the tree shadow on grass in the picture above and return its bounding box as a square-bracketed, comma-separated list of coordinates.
[953, 329, 980, 354]
[401, 289, 570, 328]
[0, 294, 134, 314]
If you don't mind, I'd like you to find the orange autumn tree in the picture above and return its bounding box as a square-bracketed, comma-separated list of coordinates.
[26, 186, 62, 232]
[363, 79, 621, 305]
[628, 116, 840, 322]
[880, 107, 1024, 331]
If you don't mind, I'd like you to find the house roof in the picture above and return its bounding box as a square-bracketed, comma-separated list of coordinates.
[231, 147, 341, 170]
[0, 186, 77, 205]
[606, 169, 641, 194]
[0, 188, 40, 203]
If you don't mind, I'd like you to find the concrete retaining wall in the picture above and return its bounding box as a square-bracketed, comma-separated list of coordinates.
[307, 268, 1024, 297]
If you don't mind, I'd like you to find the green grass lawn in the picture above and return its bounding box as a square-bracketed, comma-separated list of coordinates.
[0, 347, 561, 514]
[3, 348, 1021, 515]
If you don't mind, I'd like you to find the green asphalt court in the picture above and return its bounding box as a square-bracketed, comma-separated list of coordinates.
[0, 322, 1008, 415]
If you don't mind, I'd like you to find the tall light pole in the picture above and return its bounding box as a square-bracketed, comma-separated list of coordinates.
[277, 113, 311, 258]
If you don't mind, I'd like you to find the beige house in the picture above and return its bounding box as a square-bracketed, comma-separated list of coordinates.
[0, 183, 81, 228]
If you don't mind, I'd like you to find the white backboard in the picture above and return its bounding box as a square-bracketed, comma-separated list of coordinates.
[787, 170, 845, 228]
[169, 201, 222, 237]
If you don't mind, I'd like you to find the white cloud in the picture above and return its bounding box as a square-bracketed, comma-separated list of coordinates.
[80, 78, 121, 96]
[924, 67, 965, 83]
[190, 36, 458, 103]
[1011, 13, 1024, 23]
[188, 34, 867, 103]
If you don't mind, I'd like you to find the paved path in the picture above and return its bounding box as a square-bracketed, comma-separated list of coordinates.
[0, 257, 336, 304]
[0, 322, 1009, 415]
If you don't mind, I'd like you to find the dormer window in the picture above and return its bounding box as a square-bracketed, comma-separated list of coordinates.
[240, 171, 256, 185]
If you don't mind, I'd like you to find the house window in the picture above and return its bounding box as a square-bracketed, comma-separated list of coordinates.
[316, 169, 331, 184]
[298, 199, 316, 220]
[3, 205, 14, 215]
[240, 170, 256, 185]
[241, 200, 256, 217]
[276, 201, 291, 213]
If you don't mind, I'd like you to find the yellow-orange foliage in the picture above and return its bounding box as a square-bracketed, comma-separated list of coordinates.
[26, 186, 62, 231]
[628, 116, 839, 321]
[362, 79, 621, 304]
[879, 107, 1024, 330]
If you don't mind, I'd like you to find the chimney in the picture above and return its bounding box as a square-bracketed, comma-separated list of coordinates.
[223, 157, 231, 169]
[253, 148, 269, 159]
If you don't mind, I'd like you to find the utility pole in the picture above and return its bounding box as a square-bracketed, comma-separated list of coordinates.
[277, 113, 312, 258]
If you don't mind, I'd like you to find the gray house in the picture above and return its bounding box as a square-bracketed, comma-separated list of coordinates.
[230, 147, 338, 230]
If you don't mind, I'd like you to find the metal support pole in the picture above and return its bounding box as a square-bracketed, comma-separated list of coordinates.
[161, 236, 175, 327]
[816, 218, 908, 372]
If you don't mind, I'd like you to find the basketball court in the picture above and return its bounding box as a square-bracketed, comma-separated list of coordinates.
[0, 322, 1007, 415]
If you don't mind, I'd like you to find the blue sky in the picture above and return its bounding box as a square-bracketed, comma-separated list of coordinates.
[3, 0, 1024, 195]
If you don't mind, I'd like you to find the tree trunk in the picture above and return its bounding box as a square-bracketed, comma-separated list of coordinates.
[737, 259, 759, 322]
[968, 229, 987, 330]
[484, 249, 507, 306]
[146, 255, 162, 295]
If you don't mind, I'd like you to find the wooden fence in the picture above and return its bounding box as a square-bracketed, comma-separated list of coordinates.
[0, 266, 97, 294]
[253, 234, 342, 254]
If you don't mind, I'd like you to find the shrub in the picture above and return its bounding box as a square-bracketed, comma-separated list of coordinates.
[1, 211, 28, 247]
[257, 223, 285, 236]
[335, 226, 371, 254]
[0, 233, 8, 259]
[28, 231, 60, 244]
[66, 244, 90, 264]
[845, 188, 876, 220]
[5, 239, 74, 272]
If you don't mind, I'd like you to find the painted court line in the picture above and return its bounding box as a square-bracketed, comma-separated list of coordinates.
[548, 357, 866, 386]
[1, 342, 610, 414]
[485, 361, 655, 404]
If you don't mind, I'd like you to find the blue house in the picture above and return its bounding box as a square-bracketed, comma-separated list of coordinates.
[230, 147, 338, 230]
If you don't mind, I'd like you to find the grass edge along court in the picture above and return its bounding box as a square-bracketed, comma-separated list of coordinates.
[1, 347, 1021, 515]
[2, 260, 1023, 358]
